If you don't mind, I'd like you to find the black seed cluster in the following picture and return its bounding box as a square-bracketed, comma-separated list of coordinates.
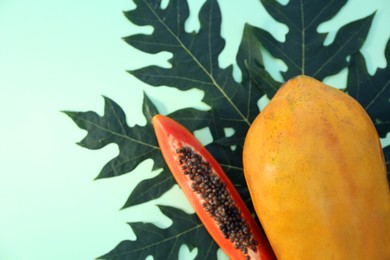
[177, 146, 258, 258]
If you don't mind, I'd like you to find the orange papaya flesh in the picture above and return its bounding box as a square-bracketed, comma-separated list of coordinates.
[243, 75, 390, 259]
[152, 114, 276, 260]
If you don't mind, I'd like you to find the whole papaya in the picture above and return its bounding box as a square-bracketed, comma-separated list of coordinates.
[243, 75, 390, 259]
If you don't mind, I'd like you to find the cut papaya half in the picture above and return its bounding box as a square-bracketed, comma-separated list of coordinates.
[152, 114, 275, 260]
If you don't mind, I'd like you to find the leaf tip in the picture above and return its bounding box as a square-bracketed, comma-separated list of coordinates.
[75, 140, 86, 148]
[361, 10, 376, 26]
[142, 91, 160, 122]
[61, 110, 74, 118]
[101, 94, 112, 103]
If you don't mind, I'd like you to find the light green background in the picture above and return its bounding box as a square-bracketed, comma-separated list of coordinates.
[0, 0, 389, 259]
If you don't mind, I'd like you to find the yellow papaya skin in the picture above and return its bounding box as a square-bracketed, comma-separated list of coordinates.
[243, 75, 390, 259]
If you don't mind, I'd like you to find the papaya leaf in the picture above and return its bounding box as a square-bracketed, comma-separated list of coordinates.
[65, 93, 214, 207]
[64, 95, 161, 179]
[122, 170, 174, 209]
[98, 205, 219, 260]
[236, 23, 266, 122]
[245, 55, 281, 98]
[347, 38, 390, 138]
[242, 23, 283, 98]
[124, 0, 263, 144]
[246, 0, 375, 98]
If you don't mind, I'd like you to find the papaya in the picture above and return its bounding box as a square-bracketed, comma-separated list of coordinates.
[243, 75, 390, 259]
[152, 114, 276, 260]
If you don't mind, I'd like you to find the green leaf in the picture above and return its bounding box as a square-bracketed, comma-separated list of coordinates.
[235, 24, 266, 129]
[347, 38, 390, 138]
[98, 205, 219, 260]
[122, 170, 174, 209]
[124, 0, 262, 138]
[246, 0, 375, 97]
[142, 92, 159, 122]
[65, 93, 213, 209]
[64, 96, 161, 179]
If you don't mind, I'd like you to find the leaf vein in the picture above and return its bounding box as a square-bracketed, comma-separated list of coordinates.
[365, 78, 390, 110]
[75, 116, 158, 149]
[141, 0, 250, 125]
[313, 18, 372, 77]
